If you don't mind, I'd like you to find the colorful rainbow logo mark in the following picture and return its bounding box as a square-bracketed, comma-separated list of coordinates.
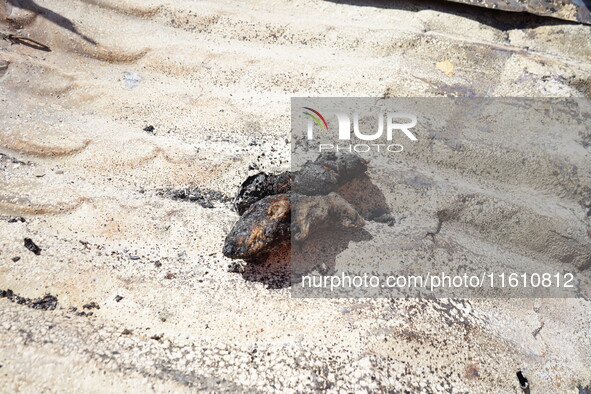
[303, 107, 329, 131]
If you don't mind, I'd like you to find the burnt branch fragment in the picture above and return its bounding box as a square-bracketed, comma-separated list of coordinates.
[223, 153, 372, 262]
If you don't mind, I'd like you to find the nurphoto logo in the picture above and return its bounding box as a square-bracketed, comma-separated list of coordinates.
[303, 107, 418, 153]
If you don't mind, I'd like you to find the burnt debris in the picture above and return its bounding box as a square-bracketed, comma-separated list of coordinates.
[223, 153, 371, 262]
[314, 152, 368, 183]
[68, 306, 94, 317]
[160, 187, 231, 208]
[232, 152, 368, 215]
[516, 370, 529, 392]
[224, 194, 291, 261]
[367, 208, 396, 226]
[24, 238, 42, 255]
[233, 172, 292, 215]
[292, 152, 368, 196]
[82, 302, 100, 310]
[0, 289, 58, 311]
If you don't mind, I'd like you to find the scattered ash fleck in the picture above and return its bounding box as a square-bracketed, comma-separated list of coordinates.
[68, 306, 95, 317]
[0, 153, 30, 166]
[0, 289, 58, 311]
[115, 295, 124, 302]
[79, 311, 93, 317]
[164, 272, 176, 279]
[150, 334, 163, 341]
[83, 302, 100, 310]
[143, 125, 155, 133]
[7, 217, 26, 223]
[24, 238, 42, 255]
[121, 329, 133, 335]
[159, 187, 231, 208]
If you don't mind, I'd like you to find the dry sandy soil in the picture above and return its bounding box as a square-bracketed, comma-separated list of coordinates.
[1, 0, 591, 392]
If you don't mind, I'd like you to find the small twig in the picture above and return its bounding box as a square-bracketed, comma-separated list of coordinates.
[532, 321, 544, 338]
[2, 33, 51, 52]
[516, 370, 530, 393]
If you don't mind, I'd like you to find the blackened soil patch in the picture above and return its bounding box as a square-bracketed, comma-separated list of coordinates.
[159, 187, 231, 208]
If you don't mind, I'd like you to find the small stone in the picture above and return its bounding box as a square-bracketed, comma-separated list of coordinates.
[123, 72, 141, 89]
[11, 257, 20, 262]
[33, 167, 46, 177]
[436, 59, 455, 76]
[115, 295, 123, 302]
